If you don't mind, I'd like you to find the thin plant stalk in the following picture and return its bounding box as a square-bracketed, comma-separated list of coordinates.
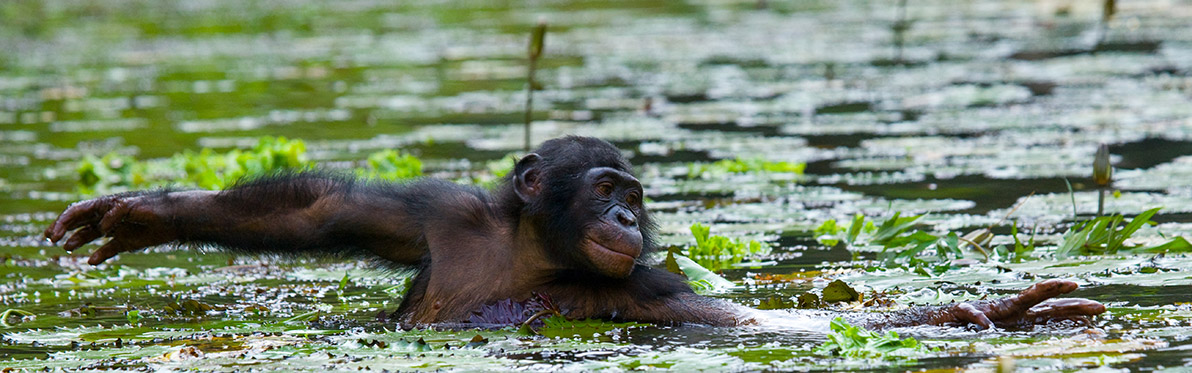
[525, 21, 547, 152]
[1097, 0, 1116, 47]
[892, 0, 908, 62]
[1093, 143, 1112, 217]
[1098, 188, 1106, 217]
[1063, 178, 1078, 222]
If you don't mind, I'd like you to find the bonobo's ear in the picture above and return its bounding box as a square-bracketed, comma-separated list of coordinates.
[514, 153, 543, 202]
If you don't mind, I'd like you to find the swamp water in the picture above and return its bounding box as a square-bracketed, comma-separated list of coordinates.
[4, 0, 1192, 370]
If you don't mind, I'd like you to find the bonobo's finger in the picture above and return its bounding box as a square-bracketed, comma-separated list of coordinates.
[46, 199, 109, 243]
[63, 226, 103, 252]
[952, 303, 993, 330]
[99, 199, 132, 233]
[988, 279, 1079, 319]
[1016, 279, 1079, 304]
[1026, 298, 1107, 320]
[89, 239, 133, 265]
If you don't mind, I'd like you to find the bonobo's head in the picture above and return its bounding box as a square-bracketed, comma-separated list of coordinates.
[503, 136, 656, 278]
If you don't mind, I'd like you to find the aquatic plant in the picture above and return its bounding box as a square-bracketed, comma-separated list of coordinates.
[0, 308, 34, 328]
[814, 317, 932, 360]
[663, 248, 735, 294]
[687, 158, 805, 179]
[524, 20, 547, 152]
[891, 0, 911, 63]
[814, 213, 923, 249]
[993, 221, 1037, 263]
[78, 136, 312, 191]
[124, 310, 142, 324]
[357, 149, 423, 180]
[1056, 207, 1191, 257]
[816, 214, 970, 276]
[815, 214, 874, 247]
[1093, 143, 1113, 216]
[77, 137, 423, 193]
[823, 280, 861, 303]
[1097, 0, 1116, 46]
[174, 136, 311, 189]
[464, 153, 519, 189]
[687, 223, 770, 270]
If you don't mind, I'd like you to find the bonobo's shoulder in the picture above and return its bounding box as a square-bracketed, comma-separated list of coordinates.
[407, 178, 489, 198]
[364, 177, 489, 202]
[396, 178, 498, 224]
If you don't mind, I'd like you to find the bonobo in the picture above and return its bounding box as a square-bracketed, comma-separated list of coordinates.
[44, 136, 1105, 330]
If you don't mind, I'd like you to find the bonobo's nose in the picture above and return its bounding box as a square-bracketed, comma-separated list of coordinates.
[615, 208, 637, 228]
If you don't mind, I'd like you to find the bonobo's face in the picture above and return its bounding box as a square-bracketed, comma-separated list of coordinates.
[578, 166, 645, 278]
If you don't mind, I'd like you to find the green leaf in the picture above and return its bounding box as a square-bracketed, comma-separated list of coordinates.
[797, 292, 822, 309]
[664, 248, 685, 277]
[1, 309, 35, 328]
[1111, 207, 1160, 252]
[821, 280, 860, 303]
[671, 254, 735, 294]
[814, 219, 843, 247]
[125, 310, 142, 324]
[757, 296, 795, 310]
[686, 223, 769, 270]
[815, 317, 933, 360]
[845, 214, 865, 246]
[870, 213, 923, 246]
[1129, 236, 1192, 254]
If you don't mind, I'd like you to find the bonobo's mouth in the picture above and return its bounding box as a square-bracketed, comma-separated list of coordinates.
[581, 232, 642, 277]
[585, 237, 638, 261]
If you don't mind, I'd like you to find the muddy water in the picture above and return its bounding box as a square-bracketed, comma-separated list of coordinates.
[4, 0, 1192, 370]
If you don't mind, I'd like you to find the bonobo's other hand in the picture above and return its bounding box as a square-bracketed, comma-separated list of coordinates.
[939, 279, 1106, 329]
[44, 194, 175, 265]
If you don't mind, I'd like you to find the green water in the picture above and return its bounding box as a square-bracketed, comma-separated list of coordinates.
[4, 0, 1192, 370]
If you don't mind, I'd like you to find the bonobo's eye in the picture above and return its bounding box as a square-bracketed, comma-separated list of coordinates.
[595, 181, 614, 197]
[626, 191, 641, 207]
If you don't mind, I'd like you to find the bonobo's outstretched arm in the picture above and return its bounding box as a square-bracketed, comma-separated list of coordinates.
[44, 174, 464, 265]
[840, 279, 1106, 330]
[646, 279, 1104, 330]
[550, 267, 1102, 330]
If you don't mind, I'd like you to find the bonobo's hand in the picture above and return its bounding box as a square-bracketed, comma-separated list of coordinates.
[939, 279, 1106, 329]
[44, 194, 176, 265]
